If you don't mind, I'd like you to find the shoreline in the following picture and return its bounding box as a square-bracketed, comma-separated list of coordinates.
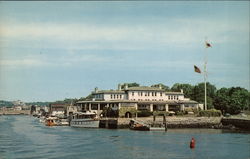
[117, 116, 222, 129]
[117, 116, 250, 130]
[0, 110, 30, 115]
[1, 114, 250, 130]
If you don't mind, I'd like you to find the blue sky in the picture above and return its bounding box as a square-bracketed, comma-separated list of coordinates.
[0, 1, 249, 102]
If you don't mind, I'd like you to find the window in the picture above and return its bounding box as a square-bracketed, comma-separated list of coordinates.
[160, 92, 162, 96]
[111, 94, 113, 99]
[120, 95, 122, 99]
[152, 92, 154, 96]
[155, 92, 157, 96]
[132, 92, 134, 96]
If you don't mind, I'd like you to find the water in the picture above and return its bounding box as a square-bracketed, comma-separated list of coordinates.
[0, 116, 249, 159]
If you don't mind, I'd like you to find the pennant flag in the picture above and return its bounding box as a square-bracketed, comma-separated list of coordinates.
[194, 65, 201, 73]
[205, 41, 212, 48]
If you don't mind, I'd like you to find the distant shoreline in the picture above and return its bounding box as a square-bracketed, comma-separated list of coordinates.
[0, 110, 30, 115]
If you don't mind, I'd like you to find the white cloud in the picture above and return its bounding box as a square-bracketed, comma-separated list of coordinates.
[0, 52, 111, 68]
[0, 17, 248, 49]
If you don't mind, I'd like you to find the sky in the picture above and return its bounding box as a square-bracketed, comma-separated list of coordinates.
[0, 1, 249, 102]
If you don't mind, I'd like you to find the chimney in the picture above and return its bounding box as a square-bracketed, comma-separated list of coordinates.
[118, 84, 122, 90]
[94, 87, 98, 93]
[125, 84, 128, 90]
[159, 84, 162, 89]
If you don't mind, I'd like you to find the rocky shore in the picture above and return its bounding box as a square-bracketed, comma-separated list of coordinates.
[117, 116, 250, 130]
[117, 116, 222, 129]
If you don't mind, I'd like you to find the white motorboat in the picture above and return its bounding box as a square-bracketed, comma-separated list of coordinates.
[70, 111, 99, 128]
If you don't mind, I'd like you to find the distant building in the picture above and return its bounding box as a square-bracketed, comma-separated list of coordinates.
[49, 103, 66, 116]
[13, 106, 22, 111]
[76, 84, 203, 117]
[13, 100, 26, 106]
[66, 105, 79, 117]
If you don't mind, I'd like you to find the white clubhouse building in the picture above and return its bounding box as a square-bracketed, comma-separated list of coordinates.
[76, 84, 203, 117]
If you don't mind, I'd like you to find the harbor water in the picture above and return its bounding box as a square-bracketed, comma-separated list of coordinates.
[0, 115, 249, 159]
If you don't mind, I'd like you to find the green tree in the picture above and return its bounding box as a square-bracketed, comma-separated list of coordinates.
[121, 82, 140, 89]
[171, 83, 194, 98]
[53, 98, 78, 104]
[0, 100, 14, 107]
[79, 94, 93, 101]
[192, 82, 216, 109]
[213, 87, 249, 114]
[213, 88, 230, 114]
[228, 87, 249, 114]
[151, 83, 170, 91]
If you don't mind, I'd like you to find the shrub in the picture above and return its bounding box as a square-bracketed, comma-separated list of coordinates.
[198, 109, 222, 117]
[184, 107, 199, 114]
[176, 111, 185, 116]
[153, 111, 169, 116]
[137, 110, 152, 117]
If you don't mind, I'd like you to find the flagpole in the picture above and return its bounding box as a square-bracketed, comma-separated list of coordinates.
[204, 57, 207, 110]
[204, 39, 208, 110]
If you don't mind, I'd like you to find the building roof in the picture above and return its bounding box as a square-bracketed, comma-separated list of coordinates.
[76, 100, 137, 104]
[76, 100, 198, 105]
[125, 86, 165, 91]
[165, 92, 184, 95]
[92, 90, 125, 94]
[178, 100, 198, 104]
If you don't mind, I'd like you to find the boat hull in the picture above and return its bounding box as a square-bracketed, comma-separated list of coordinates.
[70, 119, 99, 128]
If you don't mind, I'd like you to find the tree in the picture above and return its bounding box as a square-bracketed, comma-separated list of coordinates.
[79, 94, 93, 101]
[192, 82, 216, 109]
[213, 87, 249, 114]
[171, 83, 194, 98]
[213, 88, 230, 114]
[121, 82, 140, 89]
[53, 98, 78, 104]
[151, 83, 170, 91]
[228, 87, 249, 114]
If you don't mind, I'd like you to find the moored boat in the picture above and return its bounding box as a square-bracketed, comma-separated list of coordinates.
[45, 117, 59, 126]
[129, 119, 150, 131]
[129, 119, 167, 131]
[70, 111, 99, 128]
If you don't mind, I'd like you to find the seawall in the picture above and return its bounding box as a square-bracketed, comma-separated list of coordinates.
[116, 117, 222, 129]
[221, 118, 250, 130]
